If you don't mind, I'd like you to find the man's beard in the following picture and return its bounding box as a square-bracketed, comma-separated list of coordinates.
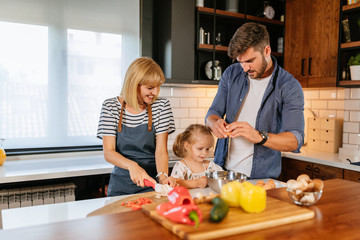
[250, 55, 267, 79]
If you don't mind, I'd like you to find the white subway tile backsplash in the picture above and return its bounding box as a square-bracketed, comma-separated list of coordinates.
[159, 87, 171, 97]
[189, 108, 206, 118]
[304, 100, 311, 108]
[337, 89, 345, 99]
[206, 88, 218, 98]
[344, 122, 359, 133]
[351, 88, 360, 99]
[311, 100, 327, 109]
[189, 88, 206, 98]
[179, 118, 198, 129]
[343, 133, 349, 144]
[303, 90, 319, 100]
[345, 88, 351, 99]
[318, 110, 336, 118]
[180, 98, 198, 108]
[197, 118, 206, 124]
[328, 100, 344, 110]
[348, 133, 360, 145]
[198, 98, 214, 108]
[344, 100, 360, 110]
[172, 88, 189, 97]
[168, 98, 180, 108]
[172, 108, 189, 118]
[350, 111, 360, 122]
[319, 90, 337, 99]
[344, 110, 350, 121]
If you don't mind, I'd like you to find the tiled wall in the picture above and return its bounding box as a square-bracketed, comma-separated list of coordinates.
[160, 85, 360, 154]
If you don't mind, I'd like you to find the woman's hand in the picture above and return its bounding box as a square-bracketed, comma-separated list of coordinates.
[159, 176, 177, 188]
[128, 161, 152, 188]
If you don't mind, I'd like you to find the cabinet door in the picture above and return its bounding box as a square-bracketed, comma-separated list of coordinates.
[344, 169, 360, 183]
[284, 0, 309, 87]
[307, 0, 340, 87]
[312, 163, 343, 180]
[285, 158, 313, 181]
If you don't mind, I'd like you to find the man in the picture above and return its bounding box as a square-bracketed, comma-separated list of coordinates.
[205, 22, 304, 179]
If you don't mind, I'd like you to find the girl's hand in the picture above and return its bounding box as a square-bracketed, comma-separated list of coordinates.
[159, 176, 177, 188]
[128, 162, 152, 188]
[197, 176, 208, 188]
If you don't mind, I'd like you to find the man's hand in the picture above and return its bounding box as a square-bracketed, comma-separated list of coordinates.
[226, 121, 262, 143]
[206, 115, 228, 138]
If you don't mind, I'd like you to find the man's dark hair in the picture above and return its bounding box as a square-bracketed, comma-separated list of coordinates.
[228, 22, 270, 61]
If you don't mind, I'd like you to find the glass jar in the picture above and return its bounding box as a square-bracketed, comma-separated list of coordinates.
[0, 138, 6, 166]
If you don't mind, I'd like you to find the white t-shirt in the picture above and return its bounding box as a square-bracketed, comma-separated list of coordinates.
[225, 74, 272, 177]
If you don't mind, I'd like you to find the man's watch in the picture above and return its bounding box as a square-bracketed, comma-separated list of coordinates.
[256, 130, 269, 145]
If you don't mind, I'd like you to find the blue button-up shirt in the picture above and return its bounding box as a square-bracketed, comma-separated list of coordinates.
[205, 57, 304, 179]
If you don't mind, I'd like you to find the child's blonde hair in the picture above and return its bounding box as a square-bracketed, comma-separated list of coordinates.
[173, 124, 214, 158]
[120, 57, 165, 111]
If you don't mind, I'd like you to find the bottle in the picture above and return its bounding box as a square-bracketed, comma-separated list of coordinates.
[342, 67, 347, 80]
[206, 32, 211, 44]
[199, 27, 205, 44]
[213, 60, 222, 80]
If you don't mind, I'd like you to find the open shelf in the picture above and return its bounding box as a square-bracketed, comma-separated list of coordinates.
[197, 7, 284, 26]
[339, 80, 360, 86]
[198, 44, 228, 52]
[341, 41, 360, 49]
[343, 2, 360, 11]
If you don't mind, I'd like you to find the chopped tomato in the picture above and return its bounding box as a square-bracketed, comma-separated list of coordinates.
[121, 197, 153, 211]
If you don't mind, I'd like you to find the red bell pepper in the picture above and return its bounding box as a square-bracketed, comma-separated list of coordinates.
[156, 202, 202, 227]
[167, 186, 194, 205]
[156, 186, 202, 227]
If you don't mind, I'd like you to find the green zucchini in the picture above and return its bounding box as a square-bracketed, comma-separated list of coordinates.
[210, 197, 229, 223]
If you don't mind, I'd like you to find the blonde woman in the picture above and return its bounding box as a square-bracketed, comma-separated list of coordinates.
[97, 57, 176, 196]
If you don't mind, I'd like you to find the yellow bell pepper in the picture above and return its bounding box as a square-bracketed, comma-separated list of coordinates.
[239, 181, 266, 213]
[220, 181, 242, 207]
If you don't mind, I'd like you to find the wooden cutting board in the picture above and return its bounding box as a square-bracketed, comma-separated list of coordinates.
[142, 196, 314, 240]
[87, 191, 168, 217]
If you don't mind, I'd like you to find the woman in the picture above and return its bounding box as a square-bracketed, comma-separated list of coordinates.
[97, 57, 176, 196]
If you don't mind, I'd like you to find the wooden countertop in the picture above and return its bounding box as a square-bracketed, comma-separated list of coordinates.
[0, 178, 359, 240]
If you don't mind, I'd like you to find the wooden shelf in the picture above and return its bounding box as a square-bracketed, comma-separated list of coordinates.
[198, 44, 228, 52]
[197, 7, 284, 26]
[198, 44, 284, 57]
[339, 80, 360, 86]
[341, 41, 360, 49]
[343, 2, 360, 11]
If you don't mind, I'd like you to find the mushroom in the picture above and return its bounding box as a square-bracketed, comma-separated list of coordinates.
[312, 179, 324, 191]
[300, 192, 315, 204]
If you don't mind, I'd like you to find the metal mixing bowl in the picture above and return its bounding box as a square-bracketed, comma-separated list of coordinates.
[206, 171, 247, 193]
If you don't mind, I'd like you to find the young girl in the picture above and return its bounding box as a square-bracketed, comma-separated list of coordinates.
[171, 124, 223, 188]
[97, 57, 176, 196]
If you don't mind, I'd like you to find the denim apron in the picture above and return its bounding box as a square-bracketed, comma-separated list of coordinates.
[107, 98, 156, 196]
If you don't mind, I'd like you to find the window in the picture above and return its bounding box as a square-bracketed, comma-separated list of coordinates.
[0, 0, 140, 151]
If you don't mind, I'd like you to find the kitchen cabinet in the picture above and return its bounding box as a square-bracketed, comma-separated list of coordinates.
[282, 158, 343, 181]
[284, 0, 340, 88]
[338, 2, 360, 87]
[344, 169, 360, 183]
[195, 0, 285, 81]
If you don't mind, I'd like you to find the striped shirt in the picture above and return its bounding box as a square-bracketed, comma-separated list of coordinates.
[97, 97, 175, 139]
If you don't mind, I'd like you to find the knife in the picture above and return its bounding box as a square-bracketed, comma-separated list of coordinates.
[144, 179, 173, 195]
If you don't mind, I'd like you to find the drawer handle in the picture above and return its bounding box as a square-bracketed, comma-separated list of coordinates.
[306, 165, 312, 171]
[313, 167, 320, 173]
[326, 130, 328, 133]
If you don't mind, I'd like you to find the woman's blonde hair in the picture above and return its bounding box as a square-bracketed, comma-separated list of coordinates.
[120, 57, 165, 111]
[173, 124, 214, 158]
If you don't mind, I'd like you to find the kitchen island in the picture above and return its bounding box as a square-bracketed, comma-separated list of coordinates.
[0, 178, 358, 239]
